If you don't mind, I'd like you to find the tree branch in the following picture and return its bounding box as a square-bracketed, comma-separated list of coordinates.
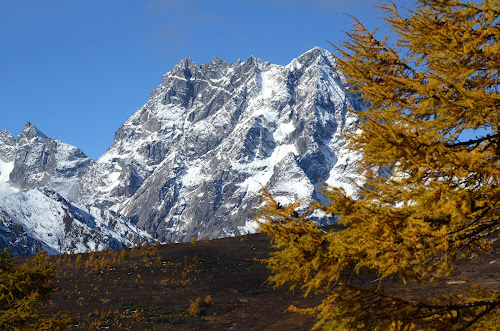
[446, 132, 500, 148]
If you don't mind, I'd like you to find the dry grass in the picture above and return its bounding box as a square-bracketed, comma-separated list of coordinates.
[32, 232, 499, 330]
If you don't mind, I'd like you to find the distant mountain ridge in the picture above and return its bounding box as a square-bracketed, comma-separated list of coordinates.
[0, 188, 152, 255]
[0, 47, 363, 255]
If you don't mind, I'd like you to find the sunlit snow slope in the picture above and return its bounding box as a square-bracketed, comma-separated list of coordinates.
[0, 188, 153, 255]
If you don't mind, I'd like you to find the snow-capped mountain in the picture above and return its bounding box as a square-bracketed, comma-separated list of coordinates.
[0, 124, 153, 255]
[0, 47, 363, 254]
[0, 188, 153, 255]
[78, 47, 363, 242]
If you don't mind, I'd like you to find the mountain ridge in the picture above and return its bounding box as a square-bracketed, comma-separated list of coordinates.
[77, 47, 363, 243]
[0, 47, 363, 254]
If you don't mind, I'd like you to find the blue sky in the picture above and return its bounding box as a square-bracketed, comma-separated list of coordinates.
[0, 0, 416, 160]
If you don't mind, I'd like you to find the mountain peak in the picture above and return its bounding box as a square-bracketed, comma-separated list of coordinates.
[166, 57, 198, 81]
[288, 47, 336, 70]
[300, 46, 331, 58]
[171, 57, 197, 71]
[17, 122, 48, 143]
[83, 48, 361, 243]
[9, 121, 94, 201]
[209, 57, 226, 65]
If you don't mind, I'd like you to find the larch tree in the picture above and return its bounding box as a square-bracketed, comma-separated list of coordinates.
[258, 0, 499, 330]
[0, 250, 71, 330]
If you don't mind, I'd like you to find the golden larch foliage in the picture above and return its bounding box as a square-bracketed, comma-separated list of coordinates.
[258, 0, 499, 330]
[0, 250, 71, 330]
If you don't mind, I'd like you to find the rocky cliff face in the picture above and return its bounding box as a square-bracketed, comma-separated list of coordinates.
[9, 122, 94, 201]
[78, 47, 363, 242]
[0, 131, 15, 163]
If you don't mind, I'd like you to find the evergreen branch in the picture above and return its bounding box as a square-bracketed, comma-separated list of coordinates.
[446, 132, 500, 148]
[419, 297, 500, 312]
[457, 219, 500, 241]
[457, 304, 499, 331]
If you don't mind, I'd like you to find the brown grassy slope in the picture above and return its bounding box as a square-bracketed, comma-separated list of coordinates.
[40, 232, 499, 330]
[42, 233, 321, 330]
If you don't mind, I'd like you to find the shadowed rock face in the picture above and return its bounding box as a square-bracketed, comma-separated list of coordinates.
[0, 209, 44, 256]
[78, 47, 364, 243]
